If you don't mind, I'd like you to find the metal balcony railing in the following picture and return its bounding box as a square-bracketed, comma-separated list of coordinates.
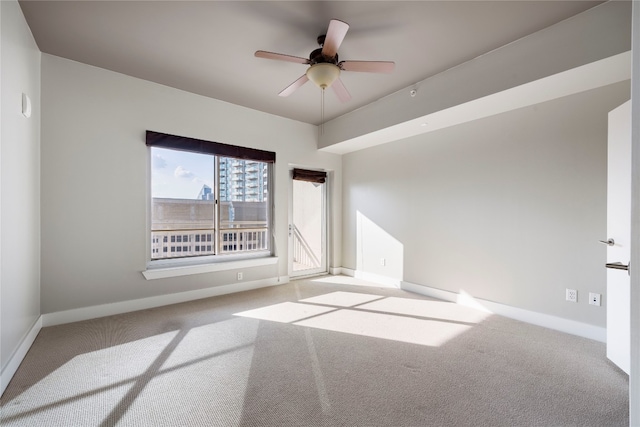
[150, 227, 268, 259]
[219, 228, 268, 253]
[292, 224, 320, 270]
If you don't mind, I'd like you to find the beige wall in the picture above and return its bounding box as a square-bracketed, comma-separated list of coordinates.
[342, 81, 630, 327]
[40, 54, 342, 314]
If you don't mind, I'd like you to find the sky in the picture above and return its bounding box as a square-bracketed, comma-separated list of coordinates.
[151, 147, 214, 199]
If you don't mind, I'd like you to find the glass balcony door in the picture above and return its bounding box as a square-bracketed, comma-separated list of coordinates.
[289, 169, 327, 278]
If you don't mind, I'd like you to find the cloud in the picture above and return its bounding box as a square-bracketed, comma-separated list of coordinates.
[174, 166, 195, 179]
[152, 153, 167, 169]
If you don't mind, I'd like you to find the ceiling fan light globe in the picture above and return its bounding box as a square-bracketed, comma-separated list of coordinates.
[306, 63, 340, 90]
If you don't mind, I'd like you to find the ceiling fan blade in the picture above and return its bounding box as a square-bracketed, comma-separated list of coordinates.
[255, 50, 310, 65]
[322, 19, 349, 58]
[332, 78, 351, 103]
[339, 61, 395, 73]
[278, 75, 309, 97]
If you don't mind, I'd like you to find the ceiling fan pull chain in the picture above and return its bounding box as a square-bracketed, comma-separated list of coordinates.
[320, 89, 325, 135]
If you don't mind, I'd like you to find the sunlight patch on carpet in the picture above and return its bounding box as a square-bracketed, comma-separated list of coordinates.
[299, 291, 385, 307]
[358, 297, 491, 324]
[295, 309, 471, 347]
[119, 318, 259, 426]
[234, 292, 488, 347]
[234, 302, 336, 323]
[0, 331, 180, 426]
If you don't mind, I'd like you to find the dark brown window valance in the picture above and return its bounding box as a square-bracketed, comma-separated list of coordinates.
[146, 130, 276, 163]
[293, 168, 327, 184]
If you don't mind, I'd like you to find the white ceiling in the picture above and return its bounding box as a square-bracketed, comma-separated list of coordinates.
[19, 1, 604, 125]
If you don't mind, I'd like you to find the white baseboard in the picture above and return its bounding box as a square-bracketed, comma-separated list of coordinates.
[328, 267, 344, 275]
[1, 316, 42, 396]
[401, 281, 606, 343]
[42, 276, 289, 327]
[339, 268, 401, 289]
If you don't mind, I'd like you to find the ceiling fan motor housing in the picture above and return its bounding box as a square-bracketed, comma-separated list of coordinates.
[310, 47, 338, 65]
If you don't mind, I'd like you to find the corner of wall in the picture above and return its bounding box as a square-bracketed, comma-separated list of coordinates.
[0, 317, 42, 396]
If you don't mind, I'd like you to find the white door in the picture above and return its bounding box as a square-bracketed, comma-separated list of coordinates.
[606, 100, 631, 374]
[289, 169, 327, 278]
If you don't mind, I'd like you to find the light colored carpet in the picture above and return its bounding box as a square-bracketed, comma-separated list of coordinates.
[1, 276, 629, 426]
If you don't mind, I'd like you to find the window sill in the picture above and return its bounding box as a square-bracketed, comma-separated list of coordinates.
[142, 256, 278, 280]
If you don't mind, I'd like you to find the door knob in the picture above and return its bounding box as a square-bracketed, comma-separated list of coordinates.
[606, 261, 630, 275]
[606, 262, 628, 270]
[599, 238, 615, 246]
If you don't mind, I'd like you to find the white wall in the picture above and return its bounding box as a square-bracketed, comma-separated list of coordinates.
[1, 0, 41, 389]
[40, 54, 341, 314]
[342, 81, 630, 327]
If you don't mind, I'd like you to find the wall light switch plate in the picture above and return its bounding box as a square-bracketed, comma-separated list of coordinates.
[589, 292, 601, 306]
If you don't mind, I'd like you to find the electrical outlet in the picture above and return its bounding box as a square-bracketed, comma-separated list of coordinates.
[237, 272, 243, 281]
[380, 258, 386, 266]
[566, 288, 577, 303]
[589, 292, 601, 306]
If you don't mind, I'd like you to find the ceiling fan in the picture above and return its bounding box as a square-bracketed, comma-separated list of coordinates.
[255, 19, 395, 103]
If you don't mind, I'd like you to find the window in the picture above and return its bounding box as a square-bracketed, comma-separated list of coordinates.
[147, 131, 274, 261]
